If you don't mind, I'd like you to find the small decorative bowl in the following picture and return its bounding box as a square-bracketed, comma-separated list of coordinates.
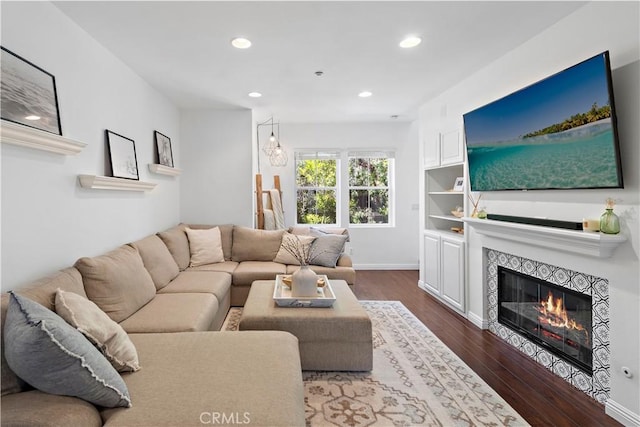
[451, 210, 464, 218]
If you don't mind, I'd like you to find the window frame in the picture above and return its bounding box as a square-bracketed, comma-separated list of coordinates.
[294, 151, 341, 226]
[347, 152, 395, 228]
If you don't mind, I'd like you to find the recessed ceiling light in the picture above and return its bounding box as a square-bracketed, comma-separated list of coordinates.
[248, 92, 262, 98]
[231, 37, 252, 49]
[399, 36, 422, 48]
[358, 91, 373, 98]
[25, 115, 40, 120]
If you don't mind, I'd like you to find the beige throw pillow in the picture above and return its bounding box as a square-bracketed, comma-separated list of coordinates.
[273, 233, 316, 265]
[185, 227, 225, 267]
[55, 289, 140, 372]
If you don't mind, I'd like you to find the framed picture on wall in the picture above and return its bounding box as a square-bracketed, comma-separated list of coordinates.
[154, 131, 174, 167]
[0, 46, 62, 135]
[106, 130, 139, 180]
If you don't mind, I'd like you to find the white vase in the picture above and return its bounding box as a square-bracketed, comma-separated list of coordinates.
[291, 265, 318, 297]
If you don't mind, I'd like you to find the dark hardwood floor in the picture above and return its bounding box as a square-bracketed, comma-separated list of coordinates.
[351, 270, 621, 427]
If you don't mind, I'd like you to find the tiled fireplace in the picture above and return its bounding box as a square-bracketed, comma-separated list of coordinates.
[486, 248, 610, 403]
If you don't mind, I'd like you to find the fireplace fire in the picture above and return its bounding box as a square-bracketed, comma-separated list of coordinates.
[498, 267, 592, 373]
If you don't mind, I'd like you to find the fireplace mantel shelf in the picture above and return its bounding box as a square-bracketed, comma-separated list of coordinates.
[463, 217, 626, 258]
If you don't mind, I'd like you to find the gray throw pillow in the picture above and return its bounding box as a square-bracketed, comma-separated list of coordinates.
[310, 234, 348, 268]
[3, 292, 132, 408]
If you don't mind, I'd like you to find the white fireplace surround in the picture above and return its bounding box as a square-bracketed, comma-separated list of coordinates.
[485, 248, 610, 403]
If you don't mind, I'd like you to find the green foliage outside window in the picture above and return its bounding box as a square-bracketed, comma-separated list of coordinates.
[348, 157, 390, 224]
[296, 159, 337, 224]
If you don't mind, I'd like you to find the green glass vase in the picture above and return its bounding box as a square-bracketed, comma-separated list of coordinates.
[599, 208, 620, 234]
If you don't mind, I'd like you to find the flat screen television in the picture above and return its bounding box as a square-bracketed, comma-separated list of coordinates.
[463, 51, 623, 191]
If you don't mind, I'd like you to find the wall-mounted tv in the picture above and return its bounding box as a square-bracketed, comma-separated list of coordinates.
[463, 51, 623, 191]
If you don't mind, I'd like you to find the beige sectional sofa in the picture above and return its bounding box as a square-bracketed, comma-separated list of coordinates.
[1, 223, 355, 426]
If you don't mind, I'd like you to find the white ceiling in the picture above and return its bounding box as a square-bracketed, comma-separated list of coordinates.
[54, 1, 586, 123]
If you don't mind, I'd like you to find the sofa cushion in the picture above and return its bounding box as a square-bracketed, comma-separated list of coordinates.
[157, 224, 191, 270]
[55, 289, 140, 372]
[187, 260, 238, 275]
[231, 227, 285, 262]
[3, 293, 131, 408]
[188, 224, 234, 261]
[100, 331, 305, 427]
[130, 235, 179, 290]
[232, 261, 287, 286]
[0, 390, 103, 427]
[185, 227, 225, 267]
[75, 245, 156, 323]
[1, 267, 85, 397]
[273, 232, 316, 266]
[157, 271, 231, 304]
[310, 234, 349, 268]
[118, 293, 218, 333]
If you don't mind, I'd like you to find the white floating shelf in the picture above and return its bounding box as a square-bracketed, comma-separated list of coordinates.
[78, 175, 156, 192]
[464, 217, 627, 258]
[429, 214, 464, 223]
[1, 120, 86, 155]
[148, 164, 182, 176]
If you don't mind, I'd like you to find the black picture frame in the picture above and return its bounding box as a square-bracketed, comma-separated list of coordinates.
[0, 46, 62, 135]
[154, 131, 174, 167]
[106, 130, 139, 180]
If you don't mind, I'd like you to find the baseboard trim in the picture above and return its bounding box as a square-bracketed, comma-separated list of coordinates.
[606, 399, 640, 426]
[467, 311, 488, 329]
[354, 263, 419, 270]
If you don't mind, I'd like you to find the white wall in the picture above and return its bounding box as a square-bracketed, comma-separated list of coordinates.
[259, 121, 419, 269]
[1, 2, 181, 291]
[418, 2, 639, 423]
[180, 109, 253, 227]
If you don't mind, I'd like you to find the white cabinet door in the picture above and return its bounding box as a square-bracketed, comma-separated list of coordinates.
[422, 232, 441, 295]
[440, 236, 465, 312]
[423, 133, 441, 169]
[440, 129, 464, 166]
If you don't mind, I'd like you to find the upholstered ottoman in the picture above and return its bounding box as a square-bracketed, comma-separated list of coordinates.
[239, 280, 373, 371]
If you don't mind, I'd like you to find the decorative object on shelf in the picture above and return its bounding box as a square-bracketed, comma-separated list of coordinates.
[1, 46, 62, 135]
[256, 117, 288, 169]
[451, 206, 464, 218]
[154, 131, 174, 167]
[450, 227, 464, 234]
[468, 193, 482, 218]
[452, 176, 464, 192]
[106, 130, 139, 180]
[477, 207, 488, 219]
[582, 218, 600, 232]
[599, 198, 620, 235]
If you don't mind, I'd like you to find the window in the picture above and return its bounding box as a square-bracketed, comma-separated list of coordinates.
[348, 151, 393, 225]
[295, 152, 340, 225]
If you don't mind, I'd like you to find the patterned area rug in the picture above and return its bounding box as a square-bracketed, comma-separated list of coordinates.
[223, 301, 530, 427]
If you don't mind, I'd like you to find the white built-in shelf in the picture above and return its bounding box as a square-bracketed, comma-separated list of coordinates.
[428, 191, 464, 195]
[464, 217, 627, 258]
[148, 164, 182, 176]
[1, 120, 86, 155]
[430, 214, 464, 223]
[78, 175, 156, 192]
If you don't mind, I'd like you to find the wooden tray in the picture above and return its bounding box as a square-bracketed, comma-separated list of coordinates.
[273, 274, 336, 307]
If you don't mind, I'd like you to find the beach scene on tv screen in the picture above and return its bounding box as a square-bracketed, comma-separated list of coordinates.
[464, 54, 620, 191]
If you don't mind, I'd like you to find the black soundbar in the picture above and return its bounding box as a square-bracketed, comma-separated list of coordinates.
[486, 214, 583, 231]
